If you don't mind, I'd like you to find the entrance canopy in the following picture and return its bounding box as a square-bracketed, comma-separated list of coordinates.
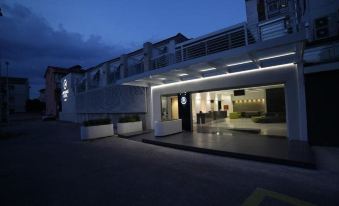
[117, 32, 305, 87]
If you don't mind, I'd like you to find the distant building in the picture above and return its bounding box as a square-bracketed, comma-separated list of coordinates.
[0, 77, 29, 113]
[38, 88, 46, 103]
[44, 65, 84, 117]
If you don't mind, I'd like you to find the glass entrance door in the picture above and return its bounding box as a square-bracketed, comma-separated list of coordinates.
[191, 84, 287, 137]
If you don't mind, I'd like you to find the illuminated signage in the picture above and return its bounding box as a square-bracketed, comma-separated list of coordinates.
[62, 79, 69, 102]
[180, 96, 187, 105]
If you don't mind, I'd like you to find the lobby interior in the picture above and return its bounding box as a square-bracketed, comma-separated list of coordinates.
[161, 84, 288, 138]
[144, 84, 314, 168]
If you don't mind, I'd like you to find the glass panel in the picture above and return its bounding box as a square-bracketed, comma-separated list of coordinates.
[191, 84, 287, 137]
[161, 95, 179, 121]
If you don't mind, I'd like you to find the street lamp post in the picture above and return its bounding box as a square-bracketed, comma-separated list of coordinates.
[0, 9, 3, 122]
[0, 8, 5, 121]
[5, 62, 9, 122]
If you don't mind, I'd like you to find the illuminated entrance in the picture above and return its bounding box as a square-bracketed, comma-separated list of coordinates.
[161, 93, 192, 131]
[191, 84, 287, 137]
[160, 84, 287, 137]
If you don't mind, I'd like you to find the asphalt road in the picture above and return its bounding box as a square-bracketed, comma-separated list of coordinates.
[0, 119, 338, 206]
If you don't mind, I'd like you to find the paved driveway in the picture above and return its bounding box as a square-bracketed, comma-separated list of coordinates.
[0, 120, 338, 206]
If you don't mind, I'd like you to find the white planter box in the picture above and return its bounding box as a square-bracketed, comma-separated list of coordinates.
[117, 121, 143, 134]
[154, 119, 182, 137]
[81, 124, 114, 140]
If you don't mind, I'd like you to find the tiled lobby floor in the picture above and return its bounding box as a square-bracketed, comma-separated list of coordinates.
[193, 118, 287, 137]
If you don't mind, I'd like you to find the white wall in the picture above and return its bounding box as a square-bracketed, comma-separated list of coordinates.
[59, 73, 83, 122]
[60, 72, 148, 123]
[221, 95, 233, 113]
[151, 64, 307, 141]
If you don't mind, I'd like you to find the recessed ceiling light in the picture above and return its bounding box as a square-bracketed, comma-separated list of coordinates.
[259, 52, 296, 61]
[151, 63, 294, 89]
[227, 60, 253, 67]
[178, 73, 189, 77]
[200, 67, 216, 72]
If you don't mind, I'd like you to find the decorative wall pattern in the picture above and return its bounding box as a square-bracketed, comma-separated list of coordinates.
[76, 85, 146, 114]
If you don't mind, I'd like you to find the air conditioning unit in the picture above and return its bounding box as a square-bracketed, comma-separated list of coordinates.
[314, 13, 339, 40]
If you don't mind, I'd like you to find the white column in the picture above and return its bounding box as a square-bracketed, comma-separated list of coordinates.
[296, 62, 308, 141]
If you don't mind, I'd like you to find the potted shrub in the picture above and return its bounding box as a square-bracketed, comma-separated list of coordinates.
[81, 118, 114, 140]
[117, 115, 142, 134]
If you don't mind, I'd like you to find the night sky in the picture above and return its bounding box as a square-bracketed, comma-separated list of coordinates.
[0, 0, 246, 98]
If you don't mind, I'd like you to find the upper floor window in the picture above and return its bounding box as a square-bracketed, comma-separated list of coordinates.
[108, 64, 121, 84]
[267, 0, 289, 18]
[158, 46, 168, 55]
[92, 70, 100, 84]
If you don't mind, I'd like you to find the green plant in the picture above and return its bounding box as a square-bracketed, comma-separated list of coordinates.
[229, 112, 241, 119]
[83, 118, 111, 127]
[251, 116, 264, 123]
[118, 115, 140, 123]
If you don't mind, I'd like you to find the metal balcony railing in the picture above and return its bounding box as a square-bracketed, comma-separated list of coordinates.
[107, 71, 120, 84]
[75, 14, 299, 88]
[151, 53, 175, 70]
[126, 62, 144, 77]
[145, 24, 258, 71]
[145, 19, 296, 72]
[175, 24, 254, 63]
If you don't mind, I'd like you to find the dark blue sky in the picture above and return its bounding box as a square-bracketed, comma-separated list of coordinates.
[0, 0, 246, 97]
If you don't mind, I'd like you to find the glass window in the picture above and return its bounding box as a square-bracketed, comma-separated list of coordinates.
[266, 0, 289, 18]
[191, 84, 287, 137]
[161, 95, 179, 121]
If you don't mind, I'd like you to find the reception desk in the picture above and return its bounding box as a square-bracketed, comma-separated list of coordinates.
[154, 119, 182, 137]
[196, 111, 227, 124]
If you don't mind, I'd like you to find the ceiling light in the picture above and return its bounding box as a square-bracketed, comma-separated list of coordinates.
[159, 78, 166, 80]
[151, 63, 295, 90]
[259, 52, 296, 61]
[178, 73, 189, 77]
[200, 67, 216, 72]
[227, 60, 253, 67]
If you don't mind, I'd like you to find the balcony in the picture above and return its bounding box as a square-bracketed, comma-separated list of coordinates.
[176, 25, 255, 63]
[148, 24, 256, 71]
[152, 53, 175, 70]
[75, 17, 301, 90]
[118, 25, 304, 87]
[126, 62, 144, 77]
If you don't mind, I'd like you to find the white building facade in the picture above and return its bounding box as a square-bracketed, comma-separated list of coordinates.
[60, 0, 339, 146]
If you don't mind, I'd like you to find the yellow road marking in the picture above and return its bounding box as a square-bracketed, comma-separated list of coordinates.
[242, 188, 316, 206]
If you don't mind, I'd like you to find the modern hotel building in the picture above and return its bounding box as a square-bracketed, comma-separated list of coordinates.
[59, 0, 339, 146]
